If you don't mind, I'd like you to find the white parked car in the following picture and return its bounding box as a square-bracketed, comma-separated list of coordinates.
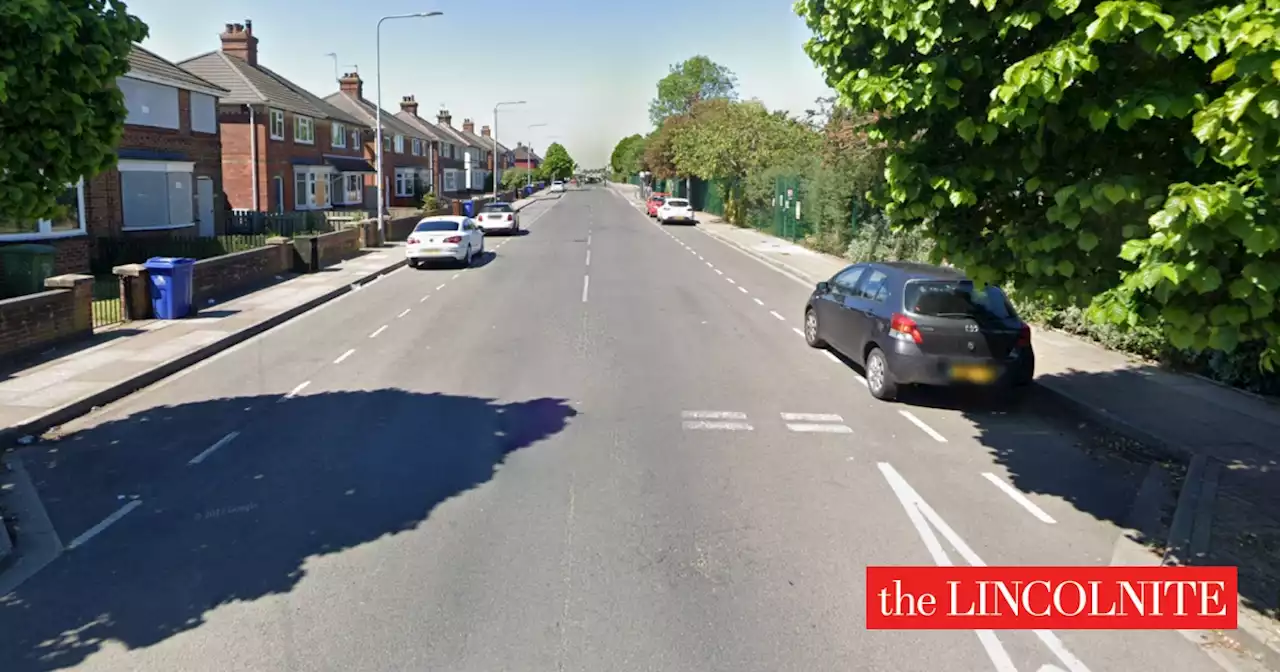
[477, 202, 520, 234]
[550, 180, 565, 193]
[658, 198, 696, 225]
[406, 216, 485, 268]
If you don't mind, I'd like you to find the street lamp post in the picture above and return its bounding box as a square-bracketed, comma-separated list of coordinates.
[492, 100, 526, 200]
[525, 123, 548, 190]
[376, 11, 443, 236]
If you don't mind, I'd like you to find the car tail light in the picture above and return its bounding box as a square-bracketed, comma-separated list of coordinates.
[507, 214, 513, 221]
[407, 236, 419, 245]
[444, 235, 462, 244]
[890, 313, 924, 345]
[1016, 324, 1032, 347]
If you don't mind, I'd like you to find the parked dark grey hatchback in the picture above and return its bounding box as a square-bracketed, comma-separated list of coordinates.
[803, 262, 1034, 401]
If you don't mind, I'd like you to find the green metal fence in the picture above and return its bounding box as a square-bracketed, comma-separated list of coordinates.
[90, 234, 271, 276]
[92, 275, 123, 329]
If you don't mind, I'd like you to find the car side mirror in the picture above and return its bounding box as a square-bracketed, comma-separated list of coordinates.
[816, 281, 831, 293]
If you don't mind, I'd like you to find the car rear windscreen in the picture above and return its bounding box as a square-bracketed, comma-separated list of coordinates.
[413, 220, 460, 232]
[666, 199, 689, 207]
[483, 204, 513, 213]
[905, 281, 1015, 319]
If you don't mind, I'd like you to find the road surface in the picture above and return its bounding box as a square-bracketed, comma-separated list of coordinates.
[0, 188, 1231, 671]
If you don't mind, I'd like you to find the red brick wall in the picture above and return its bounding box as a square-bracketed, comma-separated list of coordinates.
[361, 135, 433, 209]
[191, 242, 291, 305]
[220, 104, 368, 213]
[314, 227, 362, 268]
[84, 89, 225, 239]
[0, 283, 92, 363]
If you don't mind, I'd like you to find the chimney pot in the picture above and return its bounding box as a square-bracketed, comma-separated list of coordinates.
[339, 71, 363, 100]
[220, 19, 259, 66]
[400, 95, 420, 117]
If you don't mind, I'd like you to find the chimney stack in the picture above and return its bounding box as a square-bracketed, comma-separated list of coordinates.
[399, 95, 419, 117]
[437, 109, 452, 127]
[338, 72, 363, 99]
[220, 19, 258, 66]
[480, 125, 491, 137]
[462, 119, 475, 134]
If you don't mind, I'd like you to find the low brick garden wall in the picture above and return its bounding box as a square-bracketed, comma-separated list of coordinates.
[314, 227, 362, 269]
[0, 275, 94, 363]
[192, 241, 293, 306]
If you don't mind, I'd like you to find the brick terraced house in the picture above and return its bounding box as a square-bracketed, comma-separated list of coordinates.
[178, 21, 374, 214]
[512, 144, 542, 172]
[394, 96, 448, 197]
[430, 109, 487, 196]
[0, 46, 230, 276]
[324, 75, 435, 210]
[478, 125, 516, 174]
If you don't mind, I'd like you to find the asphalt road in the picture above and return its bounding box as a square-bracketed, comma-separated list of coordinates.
[0, 187, 1232, 671]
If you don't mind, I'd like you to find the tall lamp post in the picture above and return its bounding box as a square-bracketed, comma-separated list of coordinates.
[525, 123, 548, 190]
[491, 100, 526, 199]
[377, 11, 443, 236]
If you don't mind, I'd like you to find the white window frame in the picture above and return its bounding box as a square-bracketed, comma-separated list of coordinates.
[351, 129, 360, 149]
[394, 135, 405, 154]
[269, 108, 285, 140]
[394, 168, 415, 197]
[118, 159, 197, 231]
[331, 122, 346, 148]
[443, 170, 457, 192]
[294, 115, 315, 145]
[190, 91, 218, 134]
[292, 166, 333, 210]
[411, 138, 422, 156]
[0, 179, 87, 241]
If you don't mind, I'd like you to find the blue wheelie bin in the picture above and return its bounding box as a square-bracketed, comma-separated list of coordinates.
[463, 200, 475, 218]
[144, 257, 196, 319]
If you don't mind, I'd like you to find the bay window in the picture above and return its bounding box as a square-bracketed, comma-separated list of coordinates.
[119, 160, 195, 231]
[0, 180, 85, 239]
[330, 173, 364, 205]
[293, 166, 333, 210]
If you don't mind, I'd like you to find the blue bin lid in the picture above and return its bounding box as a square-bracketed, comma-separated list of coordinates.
[144, 256, 196, 269]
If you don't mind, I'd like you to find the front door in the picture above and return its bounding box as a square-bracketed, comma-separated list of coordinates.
[273, 176, 284, 213]
[196, 177, 215, 237]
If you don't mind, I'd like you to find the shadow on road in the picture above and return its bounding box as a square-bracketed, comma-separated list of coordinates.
[0, 389, 577, 670]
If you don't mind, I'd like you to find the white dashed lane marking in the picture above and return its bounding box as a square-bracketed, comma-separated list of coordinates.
[280, 380, 310, 402]
[397, 308, 411, 318]
[754, 298, 765, 306]
[682, 420, 755, 431]
[682, 410, 748, 420]
[369, 325, 389, 339]
[769, 310, 786, 321]
[738, 286, 748, 294]
[189, 431, 240, 466]
[982, 473, 1058, 524]
[333, 348, 356, 364]
[792, 327, 804, 337]
[899, 410, 948, 443]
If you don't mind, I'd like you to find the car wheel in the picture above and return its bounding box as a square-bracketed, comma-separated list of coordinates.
[865, 347, 898, 401]
[804, 308, 826, 348]
[461, 245, 472, 268]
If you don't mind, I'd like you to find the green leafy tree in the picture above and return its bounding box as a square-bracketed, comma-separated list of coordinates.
[500, 167, 532, 191]
[541, 142, 575, 180]
[649, 55, 739, 126]
[609, 134, 646, 178]
[796, 0, 1280, 369]
[641, 115, 693, 180]
[672, 99, 817, 182]
[0, 0, 148, 225]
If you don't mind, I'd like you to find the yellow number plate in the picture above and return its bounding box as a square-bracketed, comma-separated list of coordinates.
[951, 364, 996, 384]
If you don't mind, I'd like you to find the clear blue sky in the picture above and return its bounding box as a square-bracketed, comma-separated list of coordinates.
[128, 0, 834, 168]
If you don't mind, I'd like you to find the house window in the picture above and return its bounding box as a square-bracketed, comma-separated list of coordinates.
[294, 116, 315, 144]
[382, 134, 391, 152]
[293, 167, 332, 210]
[411, 138, 422, 156]
[331, 122, 346, 148]
[269, 108, 285, 140]
[351, 129, 360, 149]
[394, 135, 404, 154]
[118, 160, 196, 231]
[443, 170, 457, 192]
[118, 77, 180, 129]
[394, 168, 416, 197]
[329, 173, 363, 205]
[0, 180, 86, 240]
[190, 92, 217, 134]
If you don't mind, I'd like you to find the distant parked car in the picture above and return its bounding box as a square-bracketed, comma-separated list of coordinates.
[550, 180, 565, 193]
[657, 198, 695, 225]
[646, 193, 669, 217]
[477, 202, 520, 234]
[803, 262, 1034, 401]
[406, 216, 485, 268]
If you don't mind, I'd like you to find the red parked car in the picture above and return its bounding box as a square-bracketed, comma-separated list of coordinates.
[646, 193, 669, 217]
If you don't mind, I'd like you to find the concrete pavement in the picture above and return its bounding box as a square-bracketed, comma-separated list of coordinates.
[0, 186, 1265, 671]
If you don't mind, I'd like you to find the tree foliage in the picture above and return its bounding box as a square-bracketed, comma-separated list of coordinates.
[0, 0, 148, 225]
[796, 0, 1280, 369]
[672, 99, 818, 182]
[609, 134, 647, 178]
[500, 167, 532, 191]
[541, 143, 575, 180]
[649, 55, 739, 126]
[641, 115, 693, 180]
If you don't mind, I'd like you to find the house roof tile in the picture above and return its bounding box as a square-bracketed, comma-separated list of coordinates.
[394, 112, 447, 143]
[177, 51, 365, 126]
[323, 92, 426, 140]
[128, 45, 227, 95]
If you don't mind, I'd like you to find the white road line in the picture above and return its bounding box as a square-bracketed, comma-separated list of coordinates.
[781, 412, 845, 422]
[726, 277, 736, 284]
[982, 473, 1058, 524]
[66, 500, 142, 550]
[281, 380, 310, 401]
[878, 462, 1092, 672]
[397, 308, 411, 318]
[582, 275, 590, 303]
[189, 431, 240, 465]
[706, 261, 713, 268]
[420, 294, 430, 302]
[690, 249, 697, 255]
[738, 286, 748, 294]
[369, 325, 389, 339]
[682, 410, 748, 420]
[753, 297, 764, 305]
[682, 420, 754, 431]
[436, 284, 446, 290]
[697, 254, 704, 260]
[877, 462, 1019, 672]
[333, 348, 356, 364]
[587, 233, 592, 245]
[714, 269, 723, 275]
[769, 310, 786, 321]
[792, 327, 805, 337]
[452, 273, 461, 279]
[786, 423, 854, 434]
[824, 351, 841, 363]
[585, 250, 591, 266]
[898, 410, 947, 442]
